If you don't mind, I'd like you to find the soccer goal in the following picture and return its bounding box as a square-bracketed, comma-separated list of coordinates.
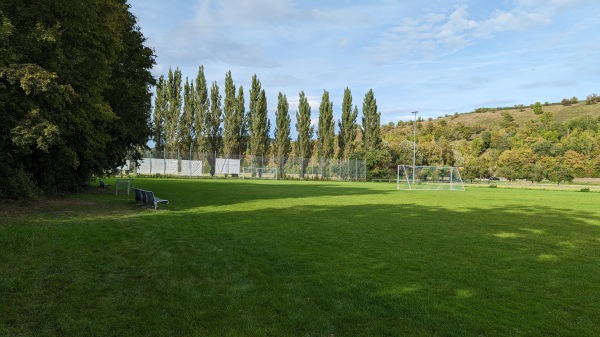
[114, 178, 134, 195]
[241, 167, 278, 180]
[397, 165, 465, 191]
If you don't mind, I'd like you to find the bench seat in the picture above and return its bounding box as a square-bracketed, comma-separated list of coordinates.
[134, 188, 169, 210]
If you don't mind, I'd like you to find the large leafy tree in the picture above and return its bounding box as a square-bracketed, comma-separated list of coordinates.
[338, 87, 358, 159]
[0, 0, 155, 198]
[222, 70, 238, 157]
[361, 89, 382, 151]
[295, 91, 314, 178]
[273, 92, 291, 177]
[206, 81, 222, 175]
[317, 90, 335, 164]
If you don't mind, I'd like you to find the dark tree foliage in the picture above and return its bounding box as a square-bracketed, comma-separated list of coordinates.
[248, 75, 270, 163]
[295, 91, 314, 178]
[317, 90, 335, 163]
[273, 92, 291, 176]
[0, 0, 155, 198]
[206, 81, 223, 176]
[235, 86, 248, 159]
[178, 77, 195, 155]
[361, 89, 382, 151]
[194, 65, 208, 155]
[338, 87, 358, 159]
[153, 75, 168, 152]
[222, 70, 238, 157]
[165, 67, 182, 153]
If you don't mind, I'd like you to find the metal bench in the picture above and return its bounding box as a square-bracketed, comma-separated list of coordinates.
[144, 190, 169, 210]
[134, 187, 169, 210]
[134, 188, 146, 206]
[99, 180, 111, 189]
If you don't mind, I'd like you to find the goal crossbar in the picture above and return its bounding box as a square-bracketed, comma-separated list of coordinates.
[241, 167, 278, 180]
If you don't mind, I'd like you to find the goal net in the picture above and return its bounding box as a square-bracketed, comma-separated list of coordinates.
[397, 165, 464, 191]
[114, 178, 134, 195]
[241, 167, 278, 180]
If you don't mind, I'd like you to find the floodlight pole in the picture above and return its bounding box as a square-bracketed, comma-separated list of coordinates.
[411, 111, 419, 183]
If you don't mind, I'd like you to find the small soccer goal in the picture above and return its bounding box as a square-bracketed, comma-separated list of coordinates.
[397, 165, 465, 191]
[114, 178, 134, 195]
[241, 167, 278, 180]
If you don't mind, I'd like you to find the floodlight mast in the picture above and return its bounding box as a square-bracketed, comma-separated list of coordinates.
[411, 111, 418, 183]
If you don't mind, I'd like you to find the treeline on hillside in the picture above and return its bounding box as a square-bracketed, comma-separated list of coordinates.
[378, 100, 600, 184]
[152, 66, 383, 176]
[0, 0, 155, 198]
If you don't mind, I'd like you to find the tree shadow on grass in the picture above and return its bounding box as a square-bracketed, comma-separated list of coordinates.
[132, 178, 396, 211]
[3, 193, 600, 336]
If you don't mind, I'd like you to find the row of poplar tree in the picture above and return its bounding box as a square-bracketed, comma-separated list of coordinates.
[152, 66, 384, 169]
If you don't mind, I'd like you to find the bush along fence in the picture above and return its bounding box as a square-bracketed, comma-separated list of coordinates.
[118, 150, 367, 181]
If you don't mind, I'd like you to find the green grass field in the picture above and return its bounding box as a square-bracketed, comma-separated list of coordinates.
[2, 179, 600, 336]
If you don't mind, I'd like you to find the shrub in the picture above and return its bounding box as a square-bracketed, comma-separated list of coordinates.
[533, 102, 543, 114]
[580, 188, 591, 192]
[561, 98, 572, 106]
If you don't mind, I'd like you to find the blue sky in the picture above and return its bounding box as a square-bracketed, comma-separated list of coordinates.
[129, 0, 599, 126]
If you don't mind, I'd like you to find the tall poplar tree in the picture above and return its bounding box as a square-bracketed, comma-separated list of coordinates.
[206, 81, 222, 175]
[235, 86, 248, 159]
[338, 87, 358, 158]
[153, 75, 168, 151]
[222, 70, 238, 157]
[317, 90, 335, 164]
[178, 77, 195, 155]
[194, 65, 208, 156]
[361, 89, 382, 151]
[248, 74, 270, 164]
[274, 92, 291, 177]
[296, 91, 314, 178]
[250, 89, 270, 166]
[165, 67, 182, 154]
[248, 74, 261, 145]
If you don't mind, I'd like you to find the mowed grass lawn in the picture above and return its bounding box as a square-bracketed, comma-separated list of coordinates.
[2, 179, 600, 336]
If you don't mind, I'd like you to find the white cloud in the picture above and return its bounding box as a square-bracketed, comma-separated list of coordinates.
[368, 2, 574, 63]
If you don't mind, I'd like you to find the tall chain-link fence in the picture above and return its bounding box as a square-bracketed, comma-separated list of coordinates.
[119, 150, 366, 181]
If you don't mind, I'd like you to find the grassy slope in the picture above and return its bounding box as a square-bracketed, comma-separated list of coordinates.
[2, 178, 600, 336]
[442, 101, 600, 129]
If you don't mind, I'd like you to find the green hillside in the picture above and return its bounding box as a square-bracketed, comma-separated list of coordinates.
[439, 100, 600, 129]
[378, 98, 600, 181]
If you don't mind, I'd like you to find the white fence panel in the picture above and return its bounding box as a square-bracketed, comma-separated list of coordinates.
[150, 158, 165, 175]
[137, 159, 151, 174]
[165, 159, 178, 175]
[181, 160, 203, 176]
[215, 158, 240, 175]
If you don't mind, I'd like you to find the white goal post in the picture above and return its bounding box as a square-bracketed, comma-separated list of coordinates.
[397, 165, 465, 191]
[241, 167, 278, 180]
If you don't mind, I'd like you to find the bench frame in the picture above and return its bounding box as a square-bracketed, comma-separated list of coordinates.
[134, 188, 169, 210]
